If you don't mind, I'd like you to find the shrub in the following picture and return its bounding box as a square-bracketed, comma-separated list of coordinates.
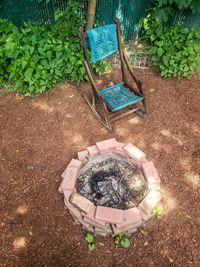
[142, 15, 200, 79]
[0, 0, 110, 96]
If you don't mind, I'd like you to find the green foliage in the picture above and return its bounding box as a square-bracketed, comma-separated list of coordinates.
[142, 15, 200, 79]
[0, 0, 110, 96]
[149, 0, 200, 24]
[115, 233, 130, 248]
[85, 233, 94, 243]
[85, 233, 95, 251]
[154, 206, 163, 219]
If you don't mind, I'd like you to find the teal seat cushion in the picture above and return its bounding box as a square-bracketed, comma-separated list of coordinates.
[86, 24, 118, 63]
[100, 82, 143, 111]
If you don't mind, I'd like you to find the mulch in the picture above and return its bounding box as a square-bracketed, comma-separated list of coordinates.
[0, 67, 200, 266]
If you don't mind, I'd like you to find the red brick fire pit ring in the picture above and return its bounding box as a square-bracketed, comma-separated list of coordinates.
[59, 139, 162, 237]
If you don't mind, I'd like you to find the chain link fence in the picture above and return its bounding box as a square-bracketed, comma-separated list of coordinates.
[0, 0, 199, 40]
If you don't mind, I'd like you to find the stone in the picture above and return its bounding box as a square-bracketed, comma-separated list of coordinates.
[123, 143, 146, 165]
[60, 167, 79, 191]
[82, 206, 106, 227]
[138, 189, 162, 216]
[114, 142, 126, 153]
[70, 193, 94, 213]
[116, 207, 142, 228]
[87, 145, 99, 157]
[95, 206, 123, 224]
[96, 138, 118, 153]
[139, 210, 156, 222]
[78, 150, 89, 162]
[111, 223, 138, 236]
[62, 158, 82, 178]
[142, 161, 160, 185]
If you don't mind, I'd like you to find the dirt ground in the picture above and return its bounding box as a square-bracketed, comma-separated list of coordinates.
[0, 68, 200, 267]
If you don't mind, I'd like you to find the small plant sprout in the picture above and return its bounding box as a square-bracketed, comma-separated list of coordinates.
[186, 214, 191, 219]
[149, 88, 155, 93]
[154, 206, 163, 219]
[58, 101, 63, 105]
[29, 231, 33, 236]
[99, 242, 104, 246]
[168, 256, 174, 263]
[140, 230, 148, 235]
[115, 233, 130, 248]
[76, 242, 80, 246]
[85, 233, 93, 243]
[133, 243, 136, 247]
[85, 234, 95, 251]
[88, 243, 95, 251]
[144, 241, 148, 246]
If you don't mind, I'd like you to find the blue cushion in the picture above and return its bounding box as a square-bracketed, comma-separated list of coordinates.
[86, 24, 118, 63]
[100, 83, 143, 111]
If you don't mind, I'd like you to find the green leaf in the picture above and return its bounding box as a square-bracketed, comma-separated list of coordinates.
[24, 68, 34, 81]
[46, 50, 52, 59]
[149, 88, 155, 93]
[85, 234, 93, 243]
[29, 231, 33, 236]
[16, 80, 24, 89]
[157, 47, 164, 57]
[88, 244, 95, 251]
[140, 230, 148, 235]
[186, 214, 191, 219]
[168, 256, 174, 263]
[148, 46, 157, 55]
[76, 242, 80, 246]
[133, 243, 136, 247]
[57, 101, 63, 105]
[163, 55, 169, 66]
[121, 238, 130, 248]
[22, 44, 31, 51]
[144, 241, 148, 246]
[80, 67, 85, 75]
[99, 242, 104, 246]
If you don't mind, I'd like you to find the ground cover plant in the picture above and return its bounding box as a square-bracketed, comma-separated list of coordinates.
[142, 0, 200, 79]
[0, 0, 110, 96]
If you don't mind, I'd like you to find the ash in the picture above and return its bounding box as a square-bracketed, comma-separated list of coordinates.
[76, 152, 147, 210]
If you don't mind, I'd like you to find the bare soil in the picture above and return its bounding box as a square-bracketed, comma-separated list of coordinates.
[0, 68, 200, 266]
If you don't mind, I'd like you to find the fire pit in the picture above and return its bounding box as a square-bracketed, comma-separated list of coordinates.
[59, 139, 162, 237]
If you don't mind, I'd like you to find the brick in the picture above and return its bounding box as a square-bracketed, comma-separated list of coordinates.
[94, 224, 112, 233]
[78, 150, 89, 162]
[123, 143, 146, 163]
[81, 221, 94, 232]
[63, 190, 74, 208]
[132, 158, 148, 169]
[139, 209, 156, 222]
[70, 193, 94, 213]
[87, 145, 99, 157]
[94, 231, 108, 237]
[138, 189, 162, 216]
[61, 158, 82, 178]
[68, 205, 82, 221]
[114, 142, 126, 153]
[111, 223, 138, 236]
[82, 206, 106, 227]
[116, 207, 142, 228]
[60, 166, 79, 190]
[95, 206, 123, 224]
[142, 161, 160, 185]
[96, 138, 118, 153]
[124, 227, 138, 237]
